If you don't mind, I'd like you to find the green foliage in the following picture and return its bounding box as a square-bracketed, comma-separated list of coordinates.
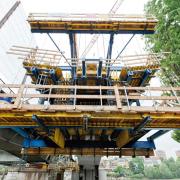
[113, 165, 126, 177]
[145, 0, 180, 86]
[144, 165, 161, 179]
[108, 158, 180, 179]
[144, 158, 180, 179]
[113, 165, 132, 177]
[172, 130, 180, 143]
[129, 173, 144, 179]
[145, 0, 180, 143]
[129, 157, 144, 174]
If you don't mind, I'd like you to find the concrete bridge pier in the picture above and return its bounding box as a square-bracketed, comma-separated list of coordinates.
[71, 155, 101, 180]
[56, 172, 64, 180]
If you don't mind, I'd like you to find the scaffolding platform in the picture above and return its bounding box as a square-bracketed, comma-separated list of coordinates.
[0, 84, 179, 129]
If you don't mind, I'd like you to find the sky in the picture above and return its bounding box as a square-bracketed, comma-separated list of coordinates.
[18, 0, 180, 158]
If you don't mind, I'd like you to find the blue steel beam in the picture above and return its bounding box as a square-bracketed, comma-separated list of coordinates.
[69, 33, 78, 58]
[126, 71, 134, 83]
[97, 60, 103, 78]
[22, 139, 155, 149]
[140, 69, 152, 86]
[147, 130, 169, 141]
[133, 116, 152, 134]
[11, 127, 29, 138]
[58, 65, 122, 71]
[116, 34, 135, 59]
[106, 33, 114, 78]
[31, 29, 155, 34]
[82, 60, 86, 78]
[107, 33, 114, 59]
[32, 115, 49, 134]
[124, 141, 155, 149]
[31, 67, 39, 78]
[23, 139, 47, 148]
[69, 33, 77, 79]
[50, 69, 58, 84]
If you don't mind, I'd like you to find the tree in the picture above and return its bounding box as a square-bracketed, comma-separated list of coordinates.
[172, 130, 180, 143]
[159, 163, 173, 179]
[113, 166, 126, 177]
[129, 157, 144, 174]
[145, 0, 180, 143]
[144, 165, 161, 179]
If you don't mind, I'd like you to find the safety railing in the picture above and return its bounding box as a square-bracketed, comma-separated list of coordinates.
[68, 53, 165, 68]
[0, 84, 179, 112]
[7, 46, 66, 67]
[28, 13, 157, 22]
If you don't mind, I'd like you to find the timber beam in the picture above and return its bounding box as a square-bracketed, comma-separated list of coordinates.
[21, 147, 154, 156]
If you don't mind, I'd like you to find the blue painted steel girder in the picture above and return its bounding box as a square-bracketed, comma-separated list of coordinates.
[106, 33, 114, 78]
[23, 139, 47, 148]
[133, 116, 152, 134]
[147, 130, 169, 141]
[22, 139, 155, 149]
[140, 69, 152, 86]
[11, 127, 29, 138]
[31, 29, 155, 34]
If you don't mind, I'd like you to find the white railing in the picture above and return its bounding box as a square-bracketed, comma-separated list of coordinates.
[0, 84, 179, 112]
[28, 13, 157, 22]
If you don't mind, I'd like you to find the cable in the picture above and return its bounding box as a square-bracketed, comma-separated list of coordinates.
[47, 33, 71, 67]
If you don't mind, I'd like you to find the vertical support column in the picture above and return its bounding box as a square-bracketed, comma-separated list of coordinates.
[71, 171, 79, 180]
[106, 33, 114, 78]
[95, 165, 99, 180]
[114, 85, 122, 109]
[97, 60, 103, 78]
[69, 32, 78, 80]
[82, 60, 86, 78]
[77, 156, 101, 180]
[56, 171, 64, 180]
[14, 84, 25, 108]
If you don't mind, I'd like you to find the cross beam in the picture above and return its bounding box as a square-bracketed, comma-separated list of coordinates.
[22, 147, 154, 156]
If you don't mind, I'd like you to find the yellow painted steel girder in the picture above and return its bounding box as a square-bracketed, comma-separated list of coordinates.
[28, 20, 157, 32]
[0, 111, 180, 128]
[49, 128, 65, 148]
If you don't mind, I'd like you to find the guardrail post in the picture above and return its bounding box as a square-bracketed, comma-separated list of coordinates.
[114, 85, 122, 109]
[14, 84, 25, 108]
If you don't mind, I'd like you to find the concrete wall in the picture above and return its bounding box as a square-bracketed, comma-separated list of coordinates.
[99, 169, 107, 180]
[4, 172, 48, 180]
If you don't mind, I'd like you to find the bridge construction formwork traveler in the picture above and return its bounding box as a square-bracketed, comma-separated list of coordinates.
[0, 10, 180, 180]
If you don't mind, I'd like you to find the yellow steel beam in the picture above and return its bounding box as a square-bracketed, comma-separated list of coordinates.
[49, 128, 65, 148]
[22, 147, 154, 156]
[28, 20, 157, 33]
[116, 130, 133, 148]
[0, 111, 180, 128]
